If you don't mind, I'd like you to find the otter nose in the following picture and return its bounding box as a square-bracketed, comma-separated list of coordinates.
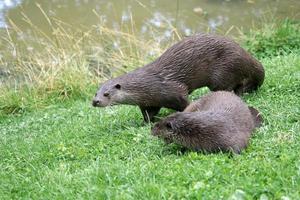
[92, 99, 101, 107]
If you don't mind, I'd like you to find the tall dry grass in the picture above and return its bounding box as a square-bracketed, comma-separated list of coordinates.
[1, 4, 298, 116]
[0, 6, 178, 115]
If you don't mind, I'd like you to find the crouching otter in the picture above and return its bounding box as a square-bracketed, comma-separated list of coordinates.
[93, 34, 265, 122]
[152, 91, 263, 153]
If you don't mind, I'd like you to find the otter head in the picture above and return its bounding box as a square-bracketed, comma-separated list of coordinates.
[92, 79, 124, 107]
[151, 114, 180, 143]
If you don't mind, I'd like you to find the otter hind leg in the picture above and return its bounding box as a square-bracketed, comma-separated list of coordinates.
[248, 106, 263, 128]
[139, 106, 161, 122]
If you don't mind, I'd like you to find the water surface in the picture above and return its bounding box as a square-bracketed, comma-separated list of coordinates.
[1, 0, 300, 41]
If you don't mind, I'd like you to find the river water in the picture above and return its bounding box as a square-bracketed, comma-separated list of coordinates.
[0, 0, 299, 83]
[1, 0, 300, 40]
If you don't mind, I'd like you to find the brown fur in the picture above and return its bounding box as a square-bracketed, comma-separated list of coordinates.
[152, 91, 263, 153]
[93, 34, 265, 122]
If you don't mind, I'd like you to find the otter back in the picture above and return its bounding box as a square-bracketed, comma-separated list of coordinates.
[93, 34, 265, 122]
[152, 91, 263, 153]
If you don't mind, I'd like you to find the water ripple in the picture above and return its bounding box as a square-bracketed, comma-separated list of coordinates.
[0, 0, 22, 28]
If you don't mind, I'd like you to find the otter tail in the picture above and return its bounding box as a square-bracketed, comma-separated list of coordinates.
[248, 106, 263, 128]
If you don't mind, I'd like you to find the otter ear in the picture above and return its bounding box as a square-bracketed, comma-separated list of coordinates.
[115, 84, 121, 89]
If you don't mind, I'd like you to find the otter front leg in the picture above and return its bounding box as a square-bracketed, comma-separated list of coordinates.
[166, 95, 189, 112]
[139, 106, 161, 122]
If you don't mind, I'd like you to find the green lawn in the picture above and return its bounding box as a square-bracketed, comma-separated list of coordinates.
[0, 51, 299, 199]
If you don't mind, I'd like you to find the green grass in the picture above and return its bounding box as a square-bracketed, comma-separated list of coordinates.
[1, 17, 300, 199]
[1, 51, 300, 199]
[242, 19, 300, 58]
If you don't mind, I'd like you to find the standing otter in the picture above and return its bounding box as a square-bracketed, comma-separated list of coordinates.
[93, 34, 265, 122]
[151, 91, 263, 153]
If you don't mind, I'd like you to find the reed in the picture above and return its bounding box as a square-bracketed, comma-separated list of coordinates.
[0, 8, 165, 115]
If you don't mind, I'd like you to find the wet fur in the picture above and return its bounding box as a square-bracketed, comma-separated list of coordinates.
[93, 34, 265, 122]
[152, 91, 263, 153]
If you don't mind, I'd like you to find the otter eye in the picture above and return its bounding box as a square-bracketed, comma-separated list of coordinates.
[115, 84, 121, 89]
[166, 122, 173, 130]
[103, 92, 109, 97]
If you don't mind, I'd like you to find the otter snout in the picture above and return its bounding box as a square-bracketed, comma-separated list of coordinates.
[92, 96, 110, 107]
[151, 122, 168, 137]
[152, 122, 175, 144]
[151, 124, 160, 136]
[92, 99, 101, 107]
